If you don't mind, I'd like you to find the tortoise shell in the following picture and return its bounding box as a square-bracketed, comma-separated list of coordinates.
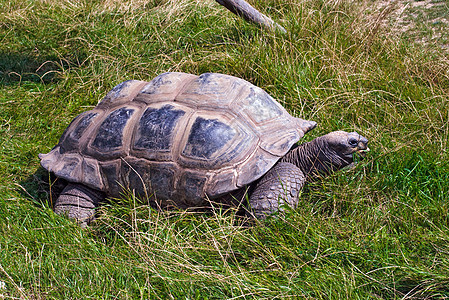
[40, 72, 316, 207]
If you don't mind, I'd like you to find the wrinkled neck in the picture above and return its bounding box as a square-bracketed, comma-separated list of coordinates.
[281, 137, 350, 178]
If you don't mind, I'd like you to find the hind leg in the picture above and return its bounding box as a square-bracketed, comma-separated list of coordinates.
[54, 183, 105, 227]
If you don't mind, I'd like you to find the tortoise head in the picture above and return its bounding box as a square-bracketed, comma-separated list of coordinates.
[283, 130, 369, 177]
[319, 131, 369, 168]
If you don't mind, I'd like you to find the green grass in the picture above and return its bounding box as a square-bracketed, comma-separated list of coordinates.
[1, 0, 448, 298]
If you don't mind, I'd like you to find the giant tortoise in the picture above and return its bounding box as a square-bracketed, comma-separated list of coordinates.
[40, 72, 369, 226]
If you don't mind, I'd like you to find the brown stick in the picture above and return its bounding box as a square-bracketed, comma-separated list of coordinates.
[215, 0, 286, 33]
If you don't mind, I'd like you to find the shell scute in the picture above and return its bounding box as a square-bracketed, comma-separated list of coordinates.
[136, 72, 197, 104]
[58, 111, 100, 154]
[134, 104, 186, 152]
[72, 112, 98, 140]
[239, 86, 283, 124]
[91, 107, 135, 152]
[182, 116, 236, 160]
[53, 153, 82, 182]
[82, 158, 103, 189]
[178, 113, 258, 172]
[176, 73, 245, 108]
[176, 171, 208, 206]
[259, 128, 302, 156]
[99, 160, 121, 196]
[207, 170, 237, 197]
[124, 159, 178, 201]
[98, 80, 147, 109]
[236, 147, 278, 187]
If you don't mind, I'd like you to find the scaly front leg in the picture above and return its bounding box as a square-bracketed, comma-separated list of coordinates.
[247, 162, 306, 218]
[54, 183, 105, 227]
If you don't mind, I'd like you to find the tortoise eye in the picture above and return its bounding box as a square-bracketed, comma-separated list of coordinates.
[348, 138, 358, 147]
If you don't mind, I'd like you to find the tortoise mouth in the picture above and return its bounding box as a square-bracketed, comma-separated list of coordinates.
[355, 147, 370, 158]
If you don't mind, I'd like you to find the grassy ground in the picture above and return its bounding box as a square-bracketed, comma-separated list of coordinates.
[0, 0, 448, 298]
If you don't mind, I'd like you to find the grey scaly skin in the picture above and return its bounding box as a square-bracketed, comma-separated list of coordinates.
[54, 183, 104, 227]
[247, 131, 369, 218]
